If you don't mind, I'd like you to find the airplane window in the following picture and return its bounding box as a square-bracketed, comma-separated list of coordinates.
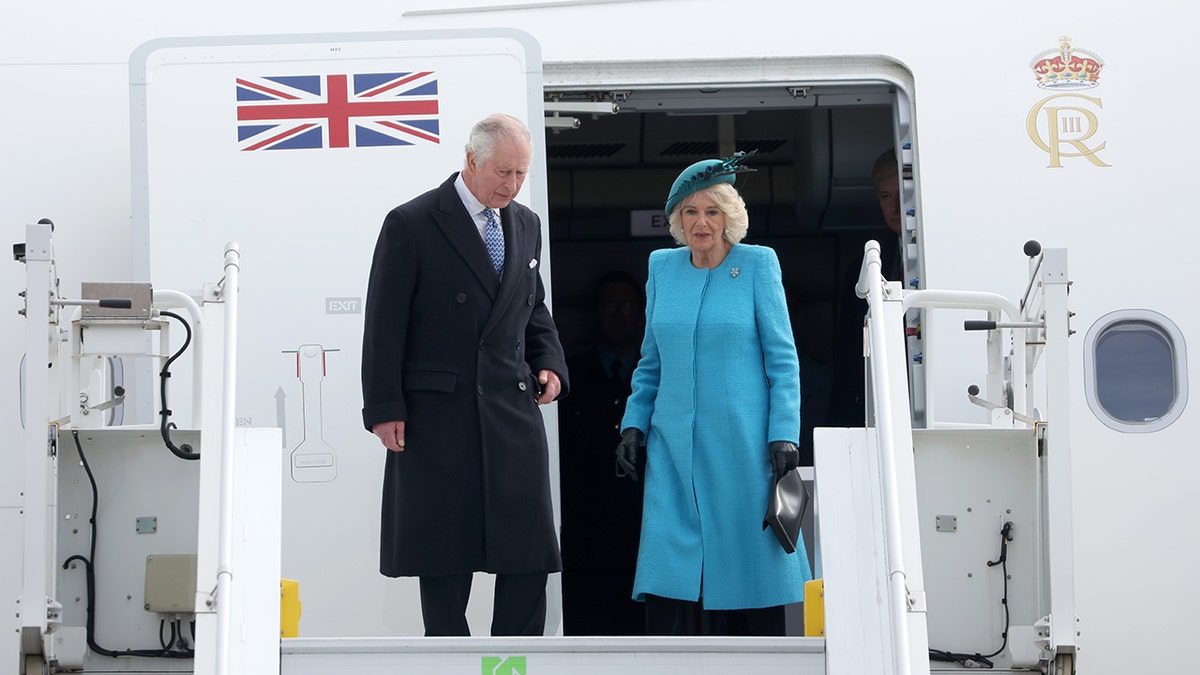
[1083, 310, 1188, 433]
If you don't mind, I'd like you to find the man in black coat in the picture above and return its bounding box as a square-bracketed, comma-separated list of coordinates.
[361, 113, 569, 637]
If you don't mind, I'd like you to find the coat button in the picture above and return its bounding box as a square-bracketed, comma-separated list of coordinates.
[527, 294, 534, 305]
[456, 293, 466, 303]
[518, 381, 527, 392]
[477, 385, 484, 396]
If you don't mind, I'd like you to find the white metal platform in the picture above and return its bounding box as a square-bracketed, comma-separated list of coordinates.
[280, 636, 827, 674]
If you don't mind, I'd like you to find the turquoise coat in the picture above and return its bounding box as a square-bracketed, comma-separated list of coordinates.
[621, 243, 812, 610]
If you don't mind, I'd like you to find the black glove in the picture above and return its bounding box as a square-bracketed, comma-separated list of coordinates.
[615, 428, 645, 481]
[769, 440, 799, 480]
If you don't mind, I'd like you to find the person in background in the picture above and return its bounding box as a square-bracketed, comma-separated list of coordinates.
[559, 271, 647, 635]
[615, 153, 812, 636]
[360, 112, 569, 637]
[872, 148, 903, 238]
[828, 148, 904, 427]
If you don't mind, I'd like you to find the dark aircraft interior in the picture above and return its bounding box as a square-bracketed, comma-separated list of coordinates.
[546, 86, 899, 458]
[544, 81, 902, 636]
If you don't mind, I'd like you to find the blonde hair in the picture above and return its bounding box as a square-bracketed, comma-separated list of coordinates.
[667, 182, 749, 246]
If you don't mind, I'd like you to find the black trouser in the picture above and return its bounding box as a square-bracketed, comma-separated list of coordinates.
[418, 572, 548, 636]
[644, 594, 786, 636]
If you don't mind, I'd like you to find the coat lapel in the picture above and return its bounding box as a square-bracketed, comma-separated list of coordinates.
[431, 176, 500, 299]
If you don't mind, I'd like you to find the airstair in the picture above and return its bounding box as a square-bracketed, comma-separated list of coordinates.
[813, 240, 1078, 675]
[12, 228, 1076, 675]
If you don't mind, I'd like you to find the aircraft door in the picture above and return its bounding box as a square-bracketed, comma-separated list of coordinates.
[130, 29, 556, 639]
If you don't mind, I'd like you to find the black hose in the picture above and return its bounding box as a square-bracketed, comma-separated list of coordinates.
[158, 310, 198, 460]
[927, 521, 1015, 668]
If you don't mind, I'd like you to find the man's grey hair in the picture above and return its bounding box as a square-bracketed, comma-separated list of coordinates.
[465, 113, 533, 166]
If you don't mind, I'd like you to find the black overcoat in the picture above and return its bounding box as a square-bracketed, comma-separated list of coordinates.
[361, 173, 569, 577]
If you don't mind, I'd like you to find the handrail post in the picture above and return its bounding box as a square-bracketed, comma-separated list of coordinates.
[19, 223, 57, 663]
[213, 242, 240, 675]
[1039, 249, 1077, 663]
[859, 240, 916, 675]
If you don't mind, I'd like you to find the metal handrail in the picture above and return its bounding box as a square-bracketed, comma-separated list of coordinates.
[214, 242, 240, 675]
[858, 240, 913, 675]
[901, 289, 1030, 422]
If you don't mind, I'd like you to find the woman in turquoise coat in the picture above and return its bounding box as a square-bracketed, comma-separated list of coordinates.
[616, 153, 812, 635]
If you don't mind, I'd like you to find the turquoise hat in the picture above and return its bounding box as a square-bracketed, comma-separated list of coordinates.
[664, 150, 757, 217]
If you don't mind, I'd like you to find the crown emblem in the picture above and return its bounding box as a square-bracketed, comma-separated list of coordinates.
[1031, 36, 1104, 90]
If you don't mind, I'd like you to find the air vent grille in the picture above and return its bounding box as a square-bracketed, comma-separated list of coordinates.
[546, 143, 626, 160]
[658, 138, 788, 158]
[659, 140, 719, 157]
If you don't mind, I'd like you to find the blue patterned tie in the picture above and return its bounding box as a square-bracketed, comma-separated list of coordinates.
[484, 208, 505, 277]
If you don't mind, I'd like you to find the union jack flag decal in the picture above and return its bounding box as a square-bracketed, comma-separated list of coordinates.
[235, 72, 440, 151]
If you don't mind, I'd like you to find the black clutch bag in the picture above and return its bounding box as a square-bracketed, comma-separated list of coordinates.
[762, 468, 809, 554]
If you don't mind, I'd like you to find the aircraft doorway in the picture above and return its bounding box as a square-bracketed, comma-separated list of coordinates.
[543, 72, 909, 637]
